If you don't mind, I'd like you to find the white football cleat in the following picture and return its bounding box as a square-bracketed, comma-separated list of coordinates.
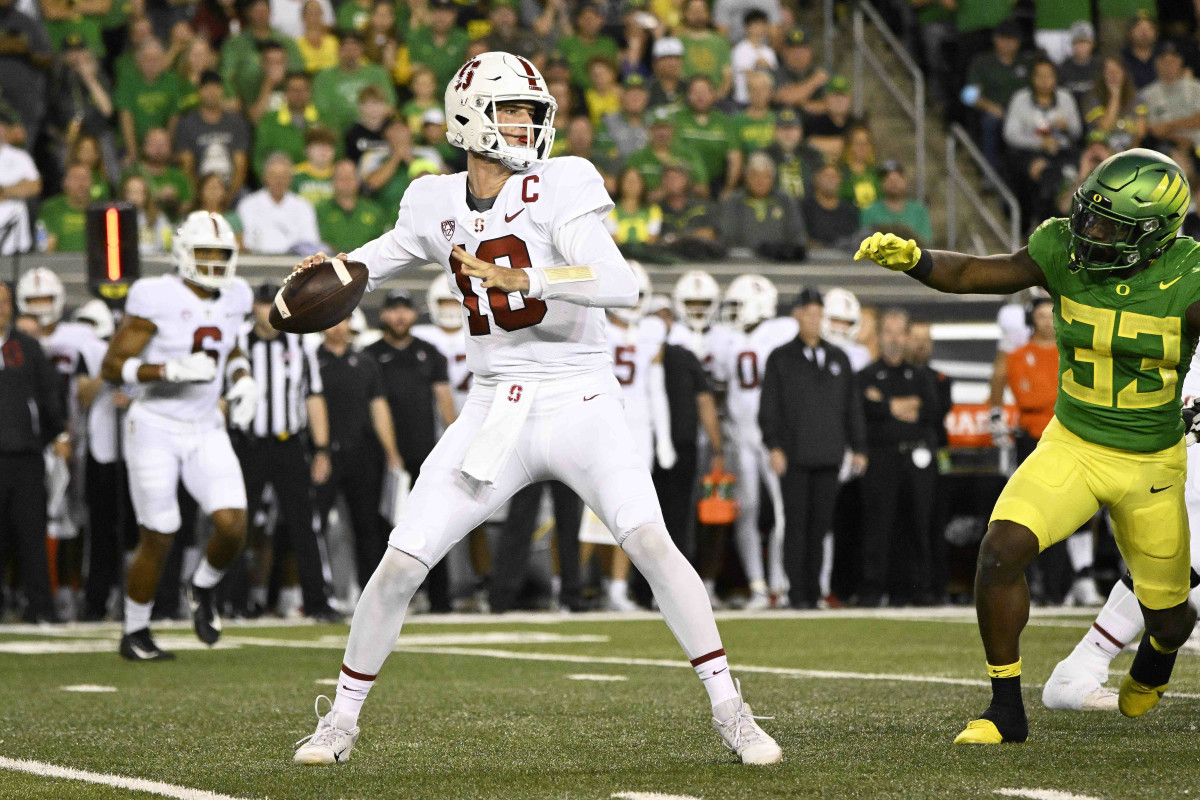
[1065, 577, 1104, 607]
[1042, 657, 1118, 711]
[293, 696, 360, 765]
[712, 681, 782, 765]
[743, 590, 771, 611]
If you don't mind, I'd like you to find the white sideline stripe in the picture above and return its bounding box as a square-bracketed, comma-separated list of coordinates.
[314, 678, 339, 685]
[315, 632, 610, 646]
[59, 685, 117, 693]
[612, 793, 702, 800]
[0, 756, 255, 800]
[567, 674, 628, 682]
[997, 788, 1105, 800]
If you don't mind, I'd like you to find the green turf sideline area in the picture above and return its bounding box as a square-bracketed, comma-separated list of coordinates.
[0, 610, 1197, 799]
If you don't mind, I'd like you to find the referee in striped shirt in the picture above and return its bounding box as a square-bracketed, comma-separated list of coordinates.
[234, 283, 338, 620]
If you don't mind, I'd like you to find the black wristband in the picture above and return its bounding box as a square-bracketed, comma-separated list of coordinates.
[907, 248, 934, 281]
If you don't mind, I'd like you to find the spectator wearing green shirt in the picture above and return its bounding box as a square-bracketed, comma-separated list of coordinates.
[317, 159, 387, 252]
[962, 19, 1029, 172]
[362, 117, 416, 211]
[557, 3, 619, 90]
[858, 161, 933, 245]
[254, 70, 326, 177]
[1033, 0, 1089, 65]
[41, 0, 110, 57]
[625, 108, 709, 200]
[951, 0, 1014, 88]
[1101, 0, 1156, 56]
[673, 75, 741, 196]
[115, 38, 184, 165]
[313, 32, 396, 135]
[400, 66, 440, 138]
[121, 127, 193, 219]
[292, 126, 339, 207]
[38, 162, 93, 252]
[732, 70, 776, 154]
[407, 0, 470, 89]
[219, 0, 304, 111]
[678, 0, 732, 99]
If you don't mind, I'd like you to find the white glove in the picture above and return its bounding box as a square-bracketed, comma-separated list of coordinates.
[225, 375, 258, 429]
[163, 352, 218, 383]
[655, 434, 677, 471]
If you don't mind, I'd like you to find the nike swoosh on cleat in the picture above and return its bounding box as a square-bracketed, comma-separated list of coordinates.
[131, 644, 157, 659]
[505, 209, 525, 223]
[1160, 276, 1183, 290]
[1150, 485, 1172, 493]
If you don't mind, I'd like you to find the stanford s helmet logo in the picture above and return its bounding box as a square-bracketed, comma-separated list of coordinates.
[441, 220, 456, 241]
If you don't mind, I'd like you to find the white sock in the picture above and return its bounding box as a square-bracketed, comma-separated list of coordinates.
[124, 597, 153, 635]
[622, 523, 732, 706]
[1080, 579, 1144, 662]
[608, 579, 628, 601]
[703, 578, 718, 596]
[693, 651, 739, 708]
[331, 668, 374, 728]
[749, 578, 768, 597]
[191, 558, 225, 589]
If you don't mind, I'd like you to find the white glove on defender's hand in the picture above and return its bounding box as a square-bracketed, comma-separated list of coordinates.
[655, 435, 677, 471]
[225, 375, 258, 429]
[163, 352, 218, 383]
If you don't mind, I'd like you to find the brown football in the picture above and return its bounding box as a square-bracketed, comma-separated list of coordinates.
[269, 258, 369, 334]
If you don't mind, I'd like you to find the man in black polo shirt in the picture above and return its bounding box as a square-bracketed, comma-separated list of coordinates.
[316, 314, 404, 593]
[365, 289, 455, 610]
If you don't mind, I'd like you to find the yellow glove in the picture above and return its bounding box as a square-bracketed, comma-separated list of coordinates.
[854, 232, 923, 272]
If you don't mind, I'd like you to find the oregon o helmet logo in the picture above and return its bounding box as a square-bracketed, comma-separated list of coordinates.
[1093, 193, 1104, 203]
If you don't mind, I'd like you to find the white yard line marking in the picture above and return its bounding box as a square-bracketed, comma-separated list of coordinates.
[612, 793, 702, 800]
[314, 678, 339, 685]
[997, 788, 1105, 800]
[316, 632, 609, 646]
[567, 674, 629, 682]
[59, 685, 117, 693]
[0, 756, 256, 800]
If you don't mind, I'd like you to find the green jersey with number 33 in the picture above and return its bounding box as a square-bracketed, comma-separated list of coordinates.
[1027, 218, 1200, 452]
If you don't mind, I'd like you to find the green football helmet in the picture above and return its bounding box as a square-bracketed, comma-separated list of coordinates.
[1068, 148, 1189, 272]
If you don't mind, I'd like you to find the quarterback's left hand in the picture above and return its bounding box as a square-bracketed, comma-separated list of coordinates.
[453, 245, 531, 293]
[225, 375, 257, 429]
[1185, 396, 1200, 446]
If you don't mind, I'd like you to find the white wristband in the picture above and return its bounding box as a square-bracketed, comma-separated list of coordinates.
[121, 357, 144, 385]
[226, 356, 250, 381]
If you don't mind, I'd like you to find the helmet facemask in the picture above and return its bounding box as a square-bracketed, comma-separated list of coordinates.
[476, 95, 556, 171]
[175, 212, 239, 291]
[1068, 193, 1153, 271]
[182, 245, 237, 290]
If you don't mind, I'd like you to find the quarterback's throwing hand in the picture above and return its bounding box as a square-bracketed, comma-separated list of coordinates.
[854, 232, 922, 272]
[453, 245, 531, 293]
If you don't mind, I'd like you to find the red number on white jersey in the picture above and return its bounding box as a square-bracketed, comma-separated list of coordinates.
[449, 235, 548, 336]
[455, 353, 471, 392]
[192, 326, 222, 363]
[614, 345, 637, 385]
[736, 351, 758, 389]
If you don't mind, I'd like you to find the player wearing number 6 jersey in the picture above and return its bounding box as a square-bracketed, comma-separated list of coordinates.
[855, 148, 1199, 745]
[291, 51, 780, 767]
[101, 211, 256, 661]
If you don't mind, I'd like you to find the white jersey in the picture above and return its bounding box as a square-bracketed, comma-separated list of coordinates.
[42, 321, 102, 381]
[124, 274, 253, 424]
[607, 314, 668, 458]
[413, 323, 471, 411]
[350, 156, 628, 384]
[827, 336, 872, 372]
[669, 320, 735, 376]
[1182, 346, 1200, 403]
[712, 316, 799, 438]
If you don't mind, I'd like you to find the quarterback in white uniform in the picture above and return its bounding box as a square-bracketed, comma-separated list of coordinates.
[101, 212, 257, 661]
[292, 52, 779, 767]
[1041, 347, 1200, 711]
[711, 275, 797, 609]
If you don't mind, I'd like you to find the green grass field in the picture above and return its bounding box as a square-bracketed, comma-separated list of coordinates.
[0, 608, 1197, 800]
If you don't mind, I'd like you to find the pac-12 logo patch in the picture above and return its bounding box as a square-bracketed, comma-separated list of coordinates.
[441, 220, 456, 240]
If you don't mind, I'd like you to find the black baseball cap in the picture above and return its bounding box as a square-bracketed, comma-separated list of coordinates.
[254, 282, 280, 304]
[382, 288, 415, 309]
[994, 18, 1021, 39]
[776, 108, 801, 127]
[794, 286, 823, 307]
[199, 70, 223, 87]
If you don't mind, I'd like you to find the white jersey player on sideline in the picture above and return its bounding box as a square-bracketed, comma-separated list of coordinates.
[413, 273, 472, 414]
[821, 287, 872, 373]
[711, 275, 797, 609]
[580, 261, 676, 611]
[668, 269, 727, 367]
[1041, 346, 1200, 711]
[101, 211, 258, 662]
[291, 51, 780, 767]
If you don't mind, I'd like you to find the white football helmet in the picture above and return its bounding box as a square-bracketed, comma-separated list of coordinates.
[16, 267, 65, 328]
[672, 270, 721, 332]
[444, 51, 557, 172]
[72, 298, 115, 340]
[174, 211, 238, 291]
[723, 274, 778, 331]
[611, 260, 652, 324]
[821, 287, 862, 347]
[427, 274, 462, 330]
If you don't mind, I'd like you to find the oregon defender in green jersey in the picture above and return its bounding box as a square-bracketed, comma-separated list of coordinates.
[855, 148, 1199, 745]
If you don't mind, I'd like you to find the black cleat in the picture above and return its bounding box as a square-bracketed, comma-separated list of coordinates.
[119, 628, 176, 661]
[187, 583, 223, 645]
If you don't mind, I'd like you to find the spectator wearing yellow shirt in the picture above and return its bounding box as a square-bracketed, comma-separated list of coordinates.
[296, 0, 339, 73]
[585, 58, 622, 127]
[401, 67, 439, 138]
[606, 167, 663, 258]
[838, 124, 881, 210]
